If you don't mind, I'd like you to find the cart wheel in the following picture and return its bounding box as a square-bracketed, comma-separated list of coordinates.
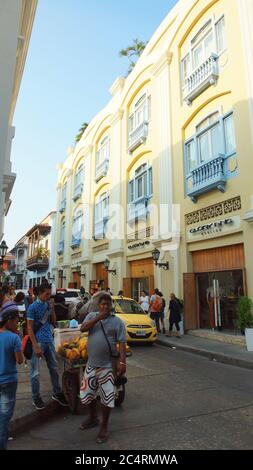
[115, 384, 125, 407]
[62, 370, 80, 414]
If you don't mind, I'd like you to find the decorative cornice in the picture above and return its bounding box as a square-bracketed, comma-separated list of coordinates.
[110, 77, 125, 97]
[151, 51, 173, 77]
[109, 109, 124, 126]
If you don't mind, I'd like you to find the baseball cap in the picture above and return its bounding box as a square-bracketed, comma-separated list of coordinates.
[0, 301, 19, 322]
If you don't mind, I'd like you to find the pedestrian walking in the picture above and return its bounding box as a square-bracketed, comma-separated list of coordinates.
[79, 293, 126, 444]
[159, 292, 166, 334]
[27, 284, 68, 410]
[166, 293, 182, 338]
[138, 290, 150, 313]
[0, 302, 23, 450]
[149, 288, 163, 333]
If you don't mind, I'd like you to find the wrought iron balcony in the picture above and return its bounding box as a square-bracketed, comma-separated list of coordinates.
[58, 241, 64, 255]
[27, 255, 49, 272]
[183, 53, 219, 104]
[73, 183, 83, 202]
[187, 154, 227, 203]
[128, 121, 149, 153]
[59, 199, 66, 214]
[95, 159, 109, 182]
[128, 196, 149, 223]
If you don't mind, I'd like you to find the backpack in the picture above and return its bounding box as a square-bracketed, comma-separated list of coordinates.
[152, 295, 163, 312]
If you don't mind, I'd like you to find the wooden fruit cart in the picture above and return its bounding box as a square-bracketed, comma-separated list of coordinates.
[60, 355, 126, 414]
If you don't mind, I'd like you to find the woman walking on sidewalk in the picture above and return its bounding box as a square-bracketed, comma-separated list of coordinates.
[166, 293, 182, 338]
[0, 303, 23, 450]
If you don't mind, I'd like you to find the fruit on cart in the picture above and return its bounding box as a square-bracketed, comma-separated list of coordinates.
[57, 334, 132, 360]
[65, 348, 81, 361]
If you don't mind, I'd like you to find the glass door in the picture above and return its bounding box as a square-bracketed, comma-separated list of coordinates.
[197, 270, 244, 330]
[132, 277, 149, 301]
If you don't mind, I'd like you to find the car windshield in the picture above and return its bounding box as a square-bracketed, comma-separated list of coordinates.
[64, 292, 79, 298]
[114, 299, 145, 314]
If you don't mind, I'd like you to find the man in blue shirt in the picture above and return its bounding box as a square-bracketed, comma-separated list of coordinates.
[0, 302, 23, 450]
[27, 284, 68, 410]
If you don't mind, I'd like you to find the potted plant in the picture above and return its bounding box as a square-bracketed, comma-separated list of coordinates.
[235, 296, 253, 335]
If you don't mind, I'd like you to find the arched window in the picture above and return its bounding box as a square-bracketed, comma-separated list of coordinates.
[94, 191, 110, 239]
[128, 91, 151, 152]
[72, 209, 83, 248]
[96, 135, 110, 182]
[73, 164, 84, 201]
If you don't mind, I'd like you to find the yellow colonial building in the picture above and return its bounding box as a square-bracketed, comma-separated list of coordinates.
[53, 0, 253, 332]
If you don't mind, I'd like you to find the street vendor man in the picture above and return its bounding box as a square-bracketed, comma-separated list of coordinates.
[79, 292, 126, 444]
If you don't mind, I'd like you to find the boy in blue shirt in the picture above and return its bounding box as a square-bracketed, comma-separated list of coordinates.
[0, 302, 23, 450]
[27, 284, 68, 410]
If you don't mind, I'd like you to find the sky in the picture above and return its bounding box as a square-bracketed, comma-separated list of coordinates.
[5, 0, 178, 249]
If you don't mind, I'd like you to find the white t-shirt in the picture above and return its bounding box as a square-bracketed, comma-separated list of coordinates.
[139, 296, 150, 311]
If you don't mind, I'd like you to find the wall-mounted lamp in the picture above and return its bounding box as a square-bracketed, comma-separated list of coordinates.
[104, 258, 116, 276]
[152, 248, 169, 271]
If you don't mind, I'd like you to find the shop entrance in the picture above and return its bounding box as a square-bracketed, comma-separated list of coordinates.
[183, 244, 246, 331]
[132, 277, 149, 301]
[197, 270, 245, 330]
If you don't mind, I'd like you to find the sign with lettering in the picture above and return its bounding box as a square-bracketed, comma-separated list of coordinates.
[128, 241, 150, 250]
[187, 216, 241, 241]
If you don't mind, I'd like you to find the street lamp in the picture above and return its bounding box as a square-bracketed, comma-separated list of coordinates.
[0, 240, 8, 262]
[76, 263, 85, 278]
[104, 258, 116, 276]
[58, 270, 66, 279]
[47, 271, 55, 282]
[152, 248, 169, 271]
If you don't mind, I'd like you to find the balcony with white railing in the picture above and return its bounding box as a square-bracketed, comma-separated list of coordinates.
[128, 121, 149, 153]
[59, 199, 66, 214]
[95, 159, 109, 182]
[94, 217, 109, 240]
[16, 263, 26, 274]
[187, 154, 227, 202]
[183, 53, 219, 105]
[73, 183, 84, 202]
[128, 196, 149, 224]
[71, 235, 81, 249]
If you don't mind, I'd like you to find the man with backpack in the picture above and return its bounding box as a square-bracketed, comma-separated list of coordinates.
[149, 288, 163, 333]
[0, 302, 23, 449]
[27, 284, 68, 410]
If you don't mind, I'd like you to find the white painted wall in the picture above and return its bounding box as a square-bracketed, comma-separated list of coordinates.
[0, 0, 22, 239]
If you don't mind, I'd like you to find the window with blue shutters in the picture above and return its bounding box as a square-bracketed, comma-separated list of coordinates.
[185, 111, 236, 174]
[184, 111, 237, 201]
[73, 164, 84, 201]
[127, 164, 153, 223]
[94, 192, 110, 239]
[72, 209, 83, 248]
[58, 220, 65, 254]
[59, 182, 67, 213]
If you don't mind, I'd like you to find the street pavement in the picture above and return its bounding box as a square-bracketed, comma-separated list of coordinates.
[9, 344, 253, 450]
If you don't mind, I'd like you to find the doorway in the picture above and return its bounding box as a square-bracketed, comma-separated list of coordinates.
[132, 277, 149, 301]
[197, 270, 244, 330]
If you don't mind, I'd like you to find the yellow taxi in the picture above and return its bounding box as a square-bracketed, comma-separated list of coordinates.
[112, 296, 157, 344]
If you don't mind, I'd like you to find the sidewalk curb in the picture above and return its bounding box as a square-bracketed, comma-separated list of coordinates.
[10, 401, 65, 436]
[156, 338, 253, 372]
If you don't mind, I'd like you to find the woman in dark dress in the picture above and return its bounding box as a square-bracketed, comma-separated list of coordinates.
[166, 293, 182, 338]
